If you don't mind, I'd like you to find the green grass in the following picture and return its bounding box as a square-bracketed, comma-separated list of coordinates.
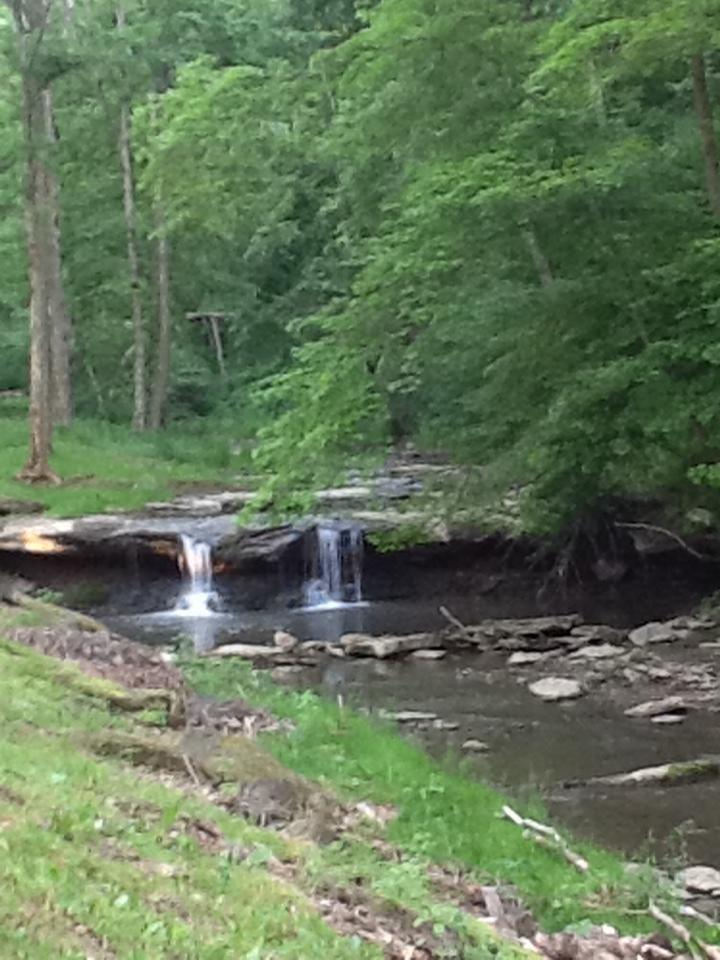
[0, 403, 253, 516]
[0, 616, 531, 958]
[183, 657, 702, 940]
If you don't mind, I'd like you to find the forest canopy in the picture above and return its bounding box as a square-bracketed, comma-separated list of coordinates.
[3, 0, 720, 531]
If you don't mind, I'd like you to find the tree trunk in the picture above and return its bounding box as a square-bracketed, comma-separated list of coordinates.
[148, 206, 172, 430]
[42, 89, 73, 425]
[691, 53, 720, 220]
[119, 102, 147, 430]
[19, 80, 58, 480]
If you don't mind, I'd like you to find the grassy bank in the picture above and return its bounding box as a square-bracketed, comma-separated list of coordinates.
[0, 399, 249, 516]
[0, 607, 536, 959]
[183, 657, 705, 941]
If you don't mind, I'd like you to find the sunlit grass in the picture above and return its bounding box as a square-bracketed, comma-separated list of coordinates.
[0, 402, 252, 516]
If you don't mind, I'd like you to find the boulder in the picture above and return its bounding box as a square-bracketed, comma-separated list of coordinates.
[678, 865, 720, 898]
[462, 739, 489, 753]
[340, 632, 443, 659]
[528, 678, 583, 702]
[625, 696, 688, 719]
[476, 615, 582, 641]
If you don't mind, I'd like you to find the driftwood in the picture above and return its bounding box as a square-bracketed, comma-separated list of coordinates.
[616, 521, 710, 561]
[502, 805, 589, 874]
[649, 903, 720, 960]
[565, 758, 720, 789]
[439, 605, 475, 642]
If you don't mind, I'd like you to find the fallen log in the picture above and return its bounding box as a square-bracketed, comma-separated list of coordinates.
[565, 757, 720, 789]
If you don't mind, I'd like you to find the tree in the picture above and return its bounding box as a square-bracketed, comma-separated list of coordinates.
[3, 0, 71, 480]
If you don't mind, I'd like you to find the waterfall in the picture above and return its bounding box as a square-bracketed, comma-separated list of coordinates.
[177, 534, 217, 616]
[304, 523, 364, 608]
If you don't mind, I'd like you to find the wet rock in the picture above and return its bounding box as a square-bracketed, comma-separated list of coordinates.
[476, 615, 582, 643]
[529, 678, 583, 702]
[625, 696, 688, 719]
[340, 632, 442, 659]
[629, 621, 689, 647]
[385, 710, 438, 724]
[215, 525, 307, 569]
[678, 865, 720, 898]
[273, 630, 299, 653]
[508, 651, 546, 667]
[568, 643, 625, 661]
[411, 649, 448, 661]
[209, 643, 289, 662]
[571, 624, 627, 644]
[432, 719, 459, 731]
[651, 714, 685, 726]
[462, 739, 490, 753]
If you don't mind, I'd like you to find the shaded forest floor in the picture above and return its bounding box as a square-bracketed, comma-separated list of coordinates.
[0, 598, 714, 958]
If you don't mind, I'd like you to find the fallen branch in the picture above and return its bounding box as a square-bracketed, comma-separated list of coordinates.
[502, 805, 589, 874]
[650, 903, 720, 960]
[439, 605, 475, 642]
[615, 521, 710, 562]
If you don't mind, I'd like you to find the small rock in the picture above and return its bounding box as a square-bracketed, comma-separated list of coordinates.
[651, 714, 685, 725]
[571, 624, 627, 644]
[273, 630, 299, 652]
[462, 739, 489, 753]
[385, 710, 439, 724]
[568, 643, 625, 661]
[625, 696, 688, 719]
[678, 865, 720, 898]
[629, 622, 685, 647]
[508, 651, 545, 667]
[647, 667, 672, 681]
[528, 678, 583, 702]
[432, 719, 460, 731]
[411, 649, 447, 661]
[622, 668, 643, 684]
[327, 645, 346, 659]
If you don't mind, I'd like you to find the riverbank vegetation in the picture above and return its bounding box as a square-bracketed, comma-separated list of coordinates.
[3, 1, 720, 533]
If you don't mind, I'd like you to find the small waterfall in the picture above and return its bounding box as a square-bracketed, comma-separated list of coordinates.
[177, 534, 217, 616]
[304, 523, 364, 608]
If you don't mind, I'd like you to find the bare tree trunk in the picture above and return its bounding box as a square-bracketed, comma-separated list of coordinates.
[117, 0, 146, 431]
[691, 53, 720, 220]
[521, 224, 554, 289]
[7, 0, 61, 481]
[42, 89, 73, 425]
[148, 206, 172, 430]
[19, 83, 58, 480]
[119, 102, 147, 430]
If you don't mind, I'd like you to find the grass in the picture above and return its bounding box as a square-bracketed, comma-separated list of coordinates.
[0, 608, 533, 959]
[0, 400, 252, 517]
[183, 657, 705, 941]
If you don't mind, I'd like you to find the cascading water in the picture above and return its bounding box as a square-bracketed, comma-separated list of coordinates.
[177, 534, 217, 616]
[304, 523, 364, 608]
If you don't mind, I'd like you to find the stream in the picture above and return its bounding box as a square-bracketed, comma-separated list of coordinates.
[108, 602, 720, 869]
